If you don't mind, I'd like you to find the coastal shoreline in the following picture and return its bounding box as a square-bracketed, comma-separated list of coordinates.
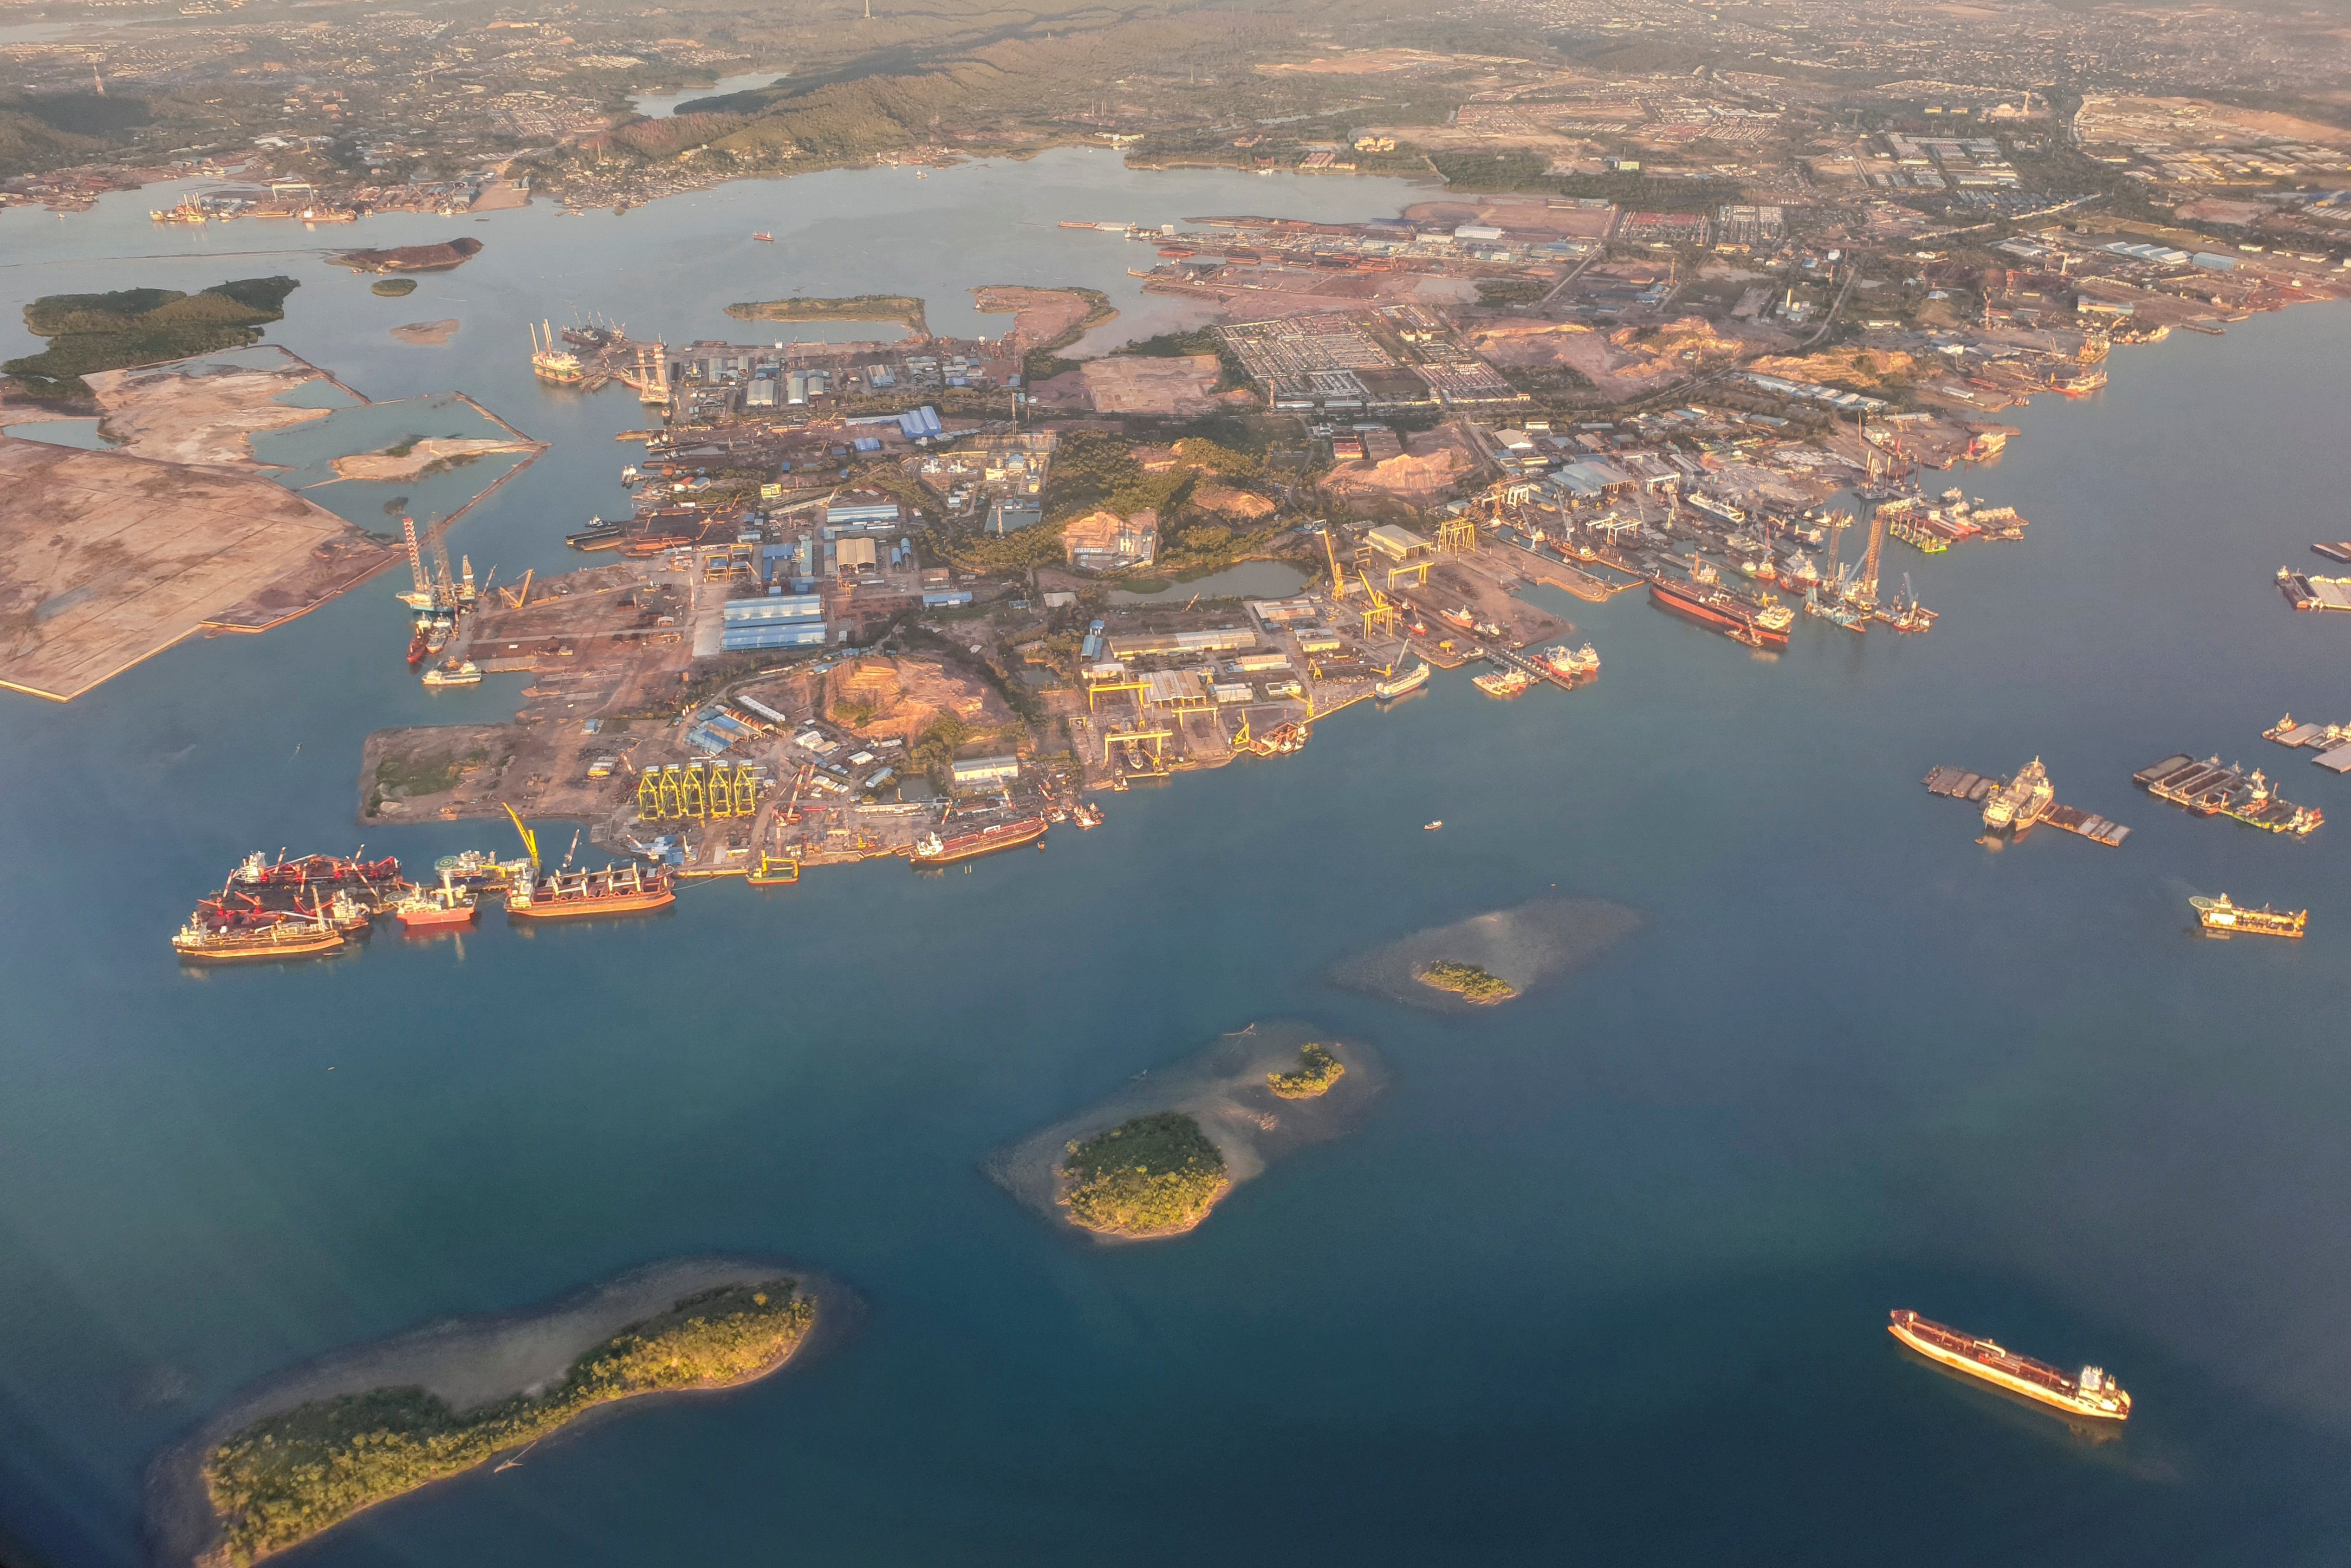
[142, 1254, 854, 1568]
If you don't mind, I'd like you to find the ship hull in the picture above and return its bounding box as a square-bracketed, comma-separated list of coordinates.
[1889, 1321, 2127, 1421]
[507, 888, 675, 921]
[396, 904, 479, 930]
[1649, 581, 1789, 647]
[913, 819, 1047, 866]
[174, 928, 347, 963]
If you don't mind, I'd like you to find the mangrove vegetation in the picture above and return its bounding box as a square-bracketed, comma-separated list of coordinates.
[1059, 1113, 1229, 1237]
[201, 1279, 814, 1566]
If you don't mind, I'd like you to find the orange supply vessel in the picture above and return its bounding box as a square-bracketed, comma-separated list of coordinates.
[911, 816, 1047, 866]
[1888, 1310, 2131, 1420]
[394, 874, 480, 931]
[505, 863, 675, 921]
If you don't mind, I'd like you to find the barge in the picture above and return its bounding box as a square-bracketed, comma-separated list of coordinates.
[2134, 754, 2323, 836]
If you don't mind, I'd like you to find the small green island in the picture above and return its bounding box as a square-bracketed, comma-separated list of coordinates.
[1059, 1112, 1231, 1238]
[724, 293, 930, 337]
[1417, 960, 1519, 1005]
[1267, 1042, 1347, 1099]
[3, 276, 299, 403]
[370, 278, 419, 297]
[198, 1279, 813, 1566]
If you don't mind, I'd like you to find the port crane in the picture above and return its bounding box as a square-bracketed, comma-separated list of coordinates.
[1351, 565, 1398, 641]
[502, 803, 541, 873]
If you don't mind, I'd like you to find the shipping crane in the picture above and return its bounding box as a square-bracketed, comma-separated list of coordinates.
[1319, 524, 1352, 599]
[502, 803, 540, 872]
[1352, 566, 1398, 641]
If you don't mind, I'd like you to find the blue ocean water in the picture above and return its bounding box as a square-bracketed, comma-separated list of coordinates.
[3, 151, 2350, 1565]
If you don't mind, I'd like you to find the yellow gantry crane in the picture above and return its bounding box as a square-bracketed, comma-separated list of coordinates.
[1353, 566, 1398, 641]
[502, 803, 540, 872]
[1320, 524, 1353, 600]
[1437, 514, 1479, 554]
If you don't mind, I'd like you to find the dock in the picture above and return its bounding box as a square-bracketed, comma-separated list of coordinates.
[2262, 715, 2351, 773]
[1924, 767, 2130, 846]
[1480, 644, 1592, 694]
[2133, 753, 2325, 835]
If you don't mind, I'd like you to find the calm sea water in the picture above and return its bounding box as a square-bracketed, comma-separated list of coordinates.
[4, 151, 2351, 1566]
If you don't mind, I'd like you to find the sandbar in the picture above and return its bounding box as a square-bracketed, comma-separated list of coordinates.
[1330, 897, 1643, 1013]
[986, 1019, 1386, 1242]
[388, 319, 460, 346]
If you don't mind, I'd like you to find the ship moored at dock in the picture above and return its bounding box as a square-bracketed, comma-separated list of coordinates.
[172, 914, 347, 964]
[1888, 1310, 2131, 1421]
[911, 816, 1048, 866]
[506, 863, 676, 921]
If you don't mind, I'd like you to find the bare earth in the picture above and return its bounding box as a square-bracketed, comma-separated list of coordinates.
[970, 284, 1109, 349]
[332, 436, 531, 482]
[87, 351, 339, 466]
[1079, 353, 1223, 416]
[985, 1020, 1387, 1242]
[0, 437, 394, 701]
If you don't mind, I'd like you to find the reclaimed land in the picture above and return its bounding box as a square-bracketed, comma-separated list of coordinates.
[0, 436, 395, 701]
[724, 294, 930, 338]
[1331, 897, 1643, 1013]
[986, 1019, 1385, 1242]
[145, 1257, 851, 1568]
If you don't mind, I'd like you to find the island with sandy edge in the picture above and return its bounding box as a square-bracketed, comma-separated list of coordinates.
[1331, 897, 1643, 1013]
[986, 1020, 1385, 1242]
[145, 1255, 850, 1568]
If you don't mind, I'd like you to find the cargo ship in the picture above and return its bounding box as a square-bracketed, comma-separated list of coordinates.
[1374, 661, 1432, 700]
[911, 816, 1048, 866]
[420, 658, 481, 688]
[1647, 576, 1790, 648]
[172, 914, 347, 963]
[505, 863, 675, 921]
[1889, 1310, 2130, 1421]
[232, 851, 402, 890]
[1982, 758, 2054, 837]
[2190, 893, 2306, 938]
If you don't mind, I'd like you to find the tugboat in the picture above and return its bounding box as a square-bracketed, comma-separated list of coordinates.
[1889, 1309, 2130, 1421]
[1472, 667, 1533, 698]
[2190, 893, 2307, 938]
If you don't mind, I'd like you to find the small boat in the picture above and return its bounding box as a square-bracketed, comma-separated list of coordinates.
[1424, 820, 1442, 831]
[421, 658, 481, 687]
[752, 231, 774, 241]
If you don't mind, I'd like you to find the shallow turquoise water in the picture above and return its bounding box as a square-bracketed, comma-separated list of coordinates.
[3, 152, 2351, 1565]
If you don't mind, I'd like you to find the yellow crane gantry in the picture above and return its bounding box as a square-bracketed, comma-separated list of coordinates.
[1353, 565, 1398, 641]
[502, 803, 540, 872]
[1319, 524, 1353, 599]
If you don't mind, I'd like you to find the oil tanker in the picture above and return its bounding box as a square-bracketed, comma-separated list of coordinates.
[912, 816, 1047, 866]
[1888, 1310, 2131, 1421]
[505, 863, 675, 921]
[1647, 576, 1789, 648]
